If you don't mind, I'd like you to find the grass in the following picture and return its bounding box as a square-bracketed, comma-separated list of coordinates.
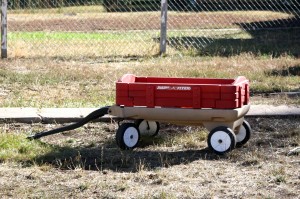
[7, 28, 300, 59]
[8, 31, 153, 41]
[7, 7, 299, 58]
[0, 117, 299, 198]
[0, 132, 54, 162]
[9, 5, 107, 14]
[0, 7, 299, 198]
[9, 29, 250, 41]
[8, 33, 160, 58]
[1, 54, 299, 107]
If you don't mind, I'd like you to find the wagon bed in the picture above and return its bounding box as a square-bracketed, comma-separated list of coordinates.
[116, 74, 250, 109]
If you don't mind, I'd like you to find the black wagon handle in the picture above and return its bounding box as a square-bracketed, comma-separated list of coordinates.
[27, 106, 110, 140]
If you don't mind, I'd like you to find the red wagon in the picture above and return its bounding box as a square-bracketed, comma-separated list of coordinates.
[109, 74, 251, 154]
[29, 74, 252, 155]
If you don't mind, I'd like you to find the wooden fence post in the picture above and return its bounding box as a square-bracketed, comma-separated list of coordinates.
[1, 0, 8, 59]
[160, 0, 168, 55]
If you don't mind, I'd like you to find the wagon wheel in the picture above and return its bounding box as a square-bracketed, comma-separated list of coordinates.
[135, 120, 160, 137]
[207, 126, 236, 155]
[116, 123, 140, 150]
[236, 120, 251, 148]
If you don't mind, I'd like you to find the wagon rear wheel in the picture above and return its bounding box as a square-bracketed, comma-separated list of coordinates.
[116, 123, 140, 150]
[135, 120, 160, 137]
[236, 120, 251, 148]
[207, 126, 236, 155]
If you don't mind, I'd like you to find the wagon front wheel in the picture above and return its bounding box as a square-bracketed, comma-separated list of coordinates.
[236, 120, 251, 148]
[135, 120, 160, 137]
[116, 123, 140, 150]
[207, 126, 236, 155]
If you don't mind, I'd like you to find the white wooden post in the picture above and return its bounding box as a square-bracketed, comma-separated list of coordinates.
[160, 0, 168, 55]
[1, 0, 8, 58]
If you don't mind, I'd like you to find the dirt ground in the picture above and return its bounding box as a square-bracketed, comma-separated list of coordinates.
[8, 12, 294, 31]
[0, 117, 299, 198]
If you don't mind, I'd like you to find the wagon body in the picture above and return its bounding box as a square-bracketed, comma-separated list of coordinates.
[116, 74, 250, 109]
[30, 74, 252, 155]
[111, 74, 252, 154]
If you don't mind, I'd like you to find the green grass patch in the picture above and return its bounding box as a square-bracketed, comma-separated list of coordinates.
[0, 133, 54, 163]
[8, 31, 150, 41]
[8, 30, 160, 58]
[0, 131, 91, 169]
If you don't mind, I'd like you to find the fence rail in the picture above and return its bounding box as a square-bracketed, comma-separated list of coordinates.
[1, 0, 300, 59]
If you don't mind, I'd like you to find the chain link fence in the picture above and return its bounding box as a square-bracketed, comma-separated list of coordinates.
[2, 0, 300, 59]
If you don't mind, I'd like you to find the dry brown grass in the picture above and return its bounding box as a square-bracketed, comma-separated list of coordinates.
[0, 117, 299, 198]
[1, 54, 299, 107]
[0, 53, 299, 198]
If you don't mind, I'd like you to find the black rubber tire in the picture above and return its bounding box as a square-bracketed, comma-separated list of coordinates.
[135, 119, 160, 137]
[207, 126, 236, 155]
[236, 120, 251, 148]
[116, 123, 140, 150]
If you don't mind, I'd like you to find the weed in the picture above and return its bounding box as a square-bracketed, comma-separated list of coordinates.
[78, 183, 89, 192]
[269, 166, 287, 184]
[135, 158, 147, 172]
[274, 175, 286, 184]
[152, 191, 176, 199]
[112, 181, 128, 192]
[66, 139, 75, 144]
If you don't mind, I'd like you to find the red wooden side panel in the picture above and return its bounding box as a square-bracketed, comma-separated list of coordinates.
[116, 84, 129, 96]
[201, 100, 216, 108]
[154, 86, 193, 108]
[146, 85, 155, 107]
[116, 75, 250, 109]
[216, 99, 239, 109]
[155, 98, 193, 108]
[192, 87, 201, 108]
[131, 97, 146, 106]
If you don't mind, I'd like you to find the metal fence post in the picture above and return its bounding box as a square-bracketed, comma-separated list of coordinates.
[160, 0, 168, 55]
[1, 0, 8, 59]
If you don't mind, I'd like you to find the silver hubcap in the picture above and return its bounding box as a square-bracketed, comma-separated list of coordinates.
[236, 126, 246, 142]
[123, 127, 139, 147]
[210, 131, 232, 152]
